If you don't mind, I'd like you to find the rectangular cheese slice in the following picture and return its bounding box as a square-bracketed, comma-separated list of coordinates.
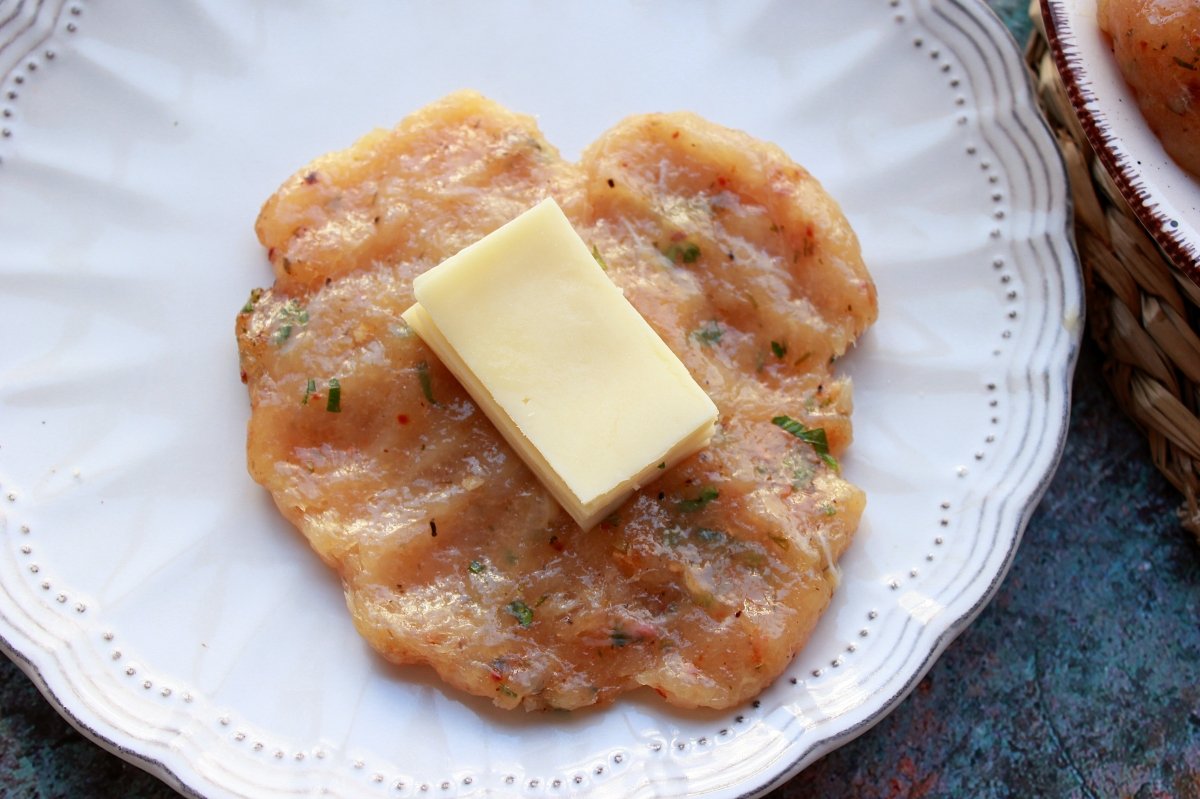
[401, 198, 718, 531]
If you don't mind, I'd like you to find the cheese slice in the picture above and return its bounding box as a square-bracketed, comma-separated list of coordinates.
[402, 198, 718, 531]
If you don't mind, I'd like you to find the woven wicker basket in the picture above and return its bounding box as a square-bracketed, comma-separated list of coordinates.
[1025, 1, 1200, 540]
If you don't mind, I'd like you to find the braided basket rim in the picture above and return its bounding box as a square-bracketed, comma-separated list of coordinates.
[1026, 0, 1200, 537]
[1036, 0, 1200, 288]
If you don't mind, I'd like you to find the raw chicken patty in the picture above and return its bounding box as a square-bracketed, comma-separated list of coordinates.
[1099, 0, 1200, 177]
[237, 91, 877, 711]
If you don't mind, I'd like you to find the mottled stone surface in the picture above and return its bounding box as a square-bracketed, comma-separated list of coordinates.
[3, 4, 1198, 797]
[779, 343, 1200, 798]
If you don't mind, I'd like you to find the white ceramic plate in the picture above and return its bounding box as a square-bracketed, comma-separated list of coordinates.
[0, 2, 1079, 797]
[1043, 0, 1200, 283]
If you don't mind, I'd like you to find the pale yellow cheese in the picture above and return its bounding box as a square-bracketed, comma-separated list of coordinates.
[402, 198, 718, 531]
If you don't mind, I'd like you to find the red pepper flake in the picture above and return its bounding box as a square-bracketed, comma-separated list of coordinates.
[267, 246, 276, 260]
[239, 370, 248, 384]
[397, 413, 410, 425]
[717, 175, 728, 187]
[549, 535, 565, 552]
[671, 130, 680, 139]
[303, 171, 318, 185]
[430, 519, 438, 537]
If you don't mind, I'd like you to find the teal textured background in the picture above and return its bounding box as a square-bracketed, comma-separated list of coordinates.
[3, 2, 1199, 797]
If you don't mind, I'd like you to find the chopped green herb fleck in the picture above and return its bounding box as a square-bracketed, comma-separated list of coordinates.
[1173, 56, 1197, 71]
[416, 360, 437, 404]
[657, 462, 666, 470]
[591, 244, 608, 271]
[737, 550, 768, 570]
[272, 300, 309, 346]
[662, 241, 701, 264]
[771, 340, 788, 359]
[677, 486, 719, 512]
[787, 457, 815, 489]
[820, 502, 838, 517]
[498, 684, 518, 698]
[611, 628, 633, 648]
[282, 300, 309, 325]
[693, 320, 723, 346]
[241, 288, 263, 314]
[468, 560, 485, 574]
[301, 378, 316, 405]
[326, 378, 342, 413]
[506, 599, 534, 627]
[772, 415, 838, 470]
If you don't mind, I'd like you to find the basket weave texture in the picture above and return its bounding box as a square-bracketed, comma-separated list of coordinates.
[1026, 2, 1200, 540]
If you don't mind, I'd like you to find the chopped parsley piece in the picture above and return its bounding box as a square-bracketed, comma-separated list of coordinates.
[506, 599, 534, 628]
[1174, 56, 1197, 71]
[416, 360, 437, 404]
[772, 415, 838, 470]
[301, 378, 316, 405]
[326, 378, 341, 413]
[591, 244, 608, 271]
[783, 452, 815, 489]
[678, 486, 719, 512]
[272, 300, 309, 345]
[657, 462, 666, 470]
[241, 288, 263, 314]
[469, 560, 485, 574]
[693, 320, 723, 346]
[283, 300, 309, 324]
[771, 340, 788, 359]
[611, 627, 633, 648]
[737, 550, 767, 570]
[662, 241, 701, 264]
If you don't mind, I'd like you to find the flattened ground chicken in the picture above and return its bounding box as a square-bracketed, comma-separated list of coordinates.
[237, 91, 877, 711]
[1099, 0, 1200, 177]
